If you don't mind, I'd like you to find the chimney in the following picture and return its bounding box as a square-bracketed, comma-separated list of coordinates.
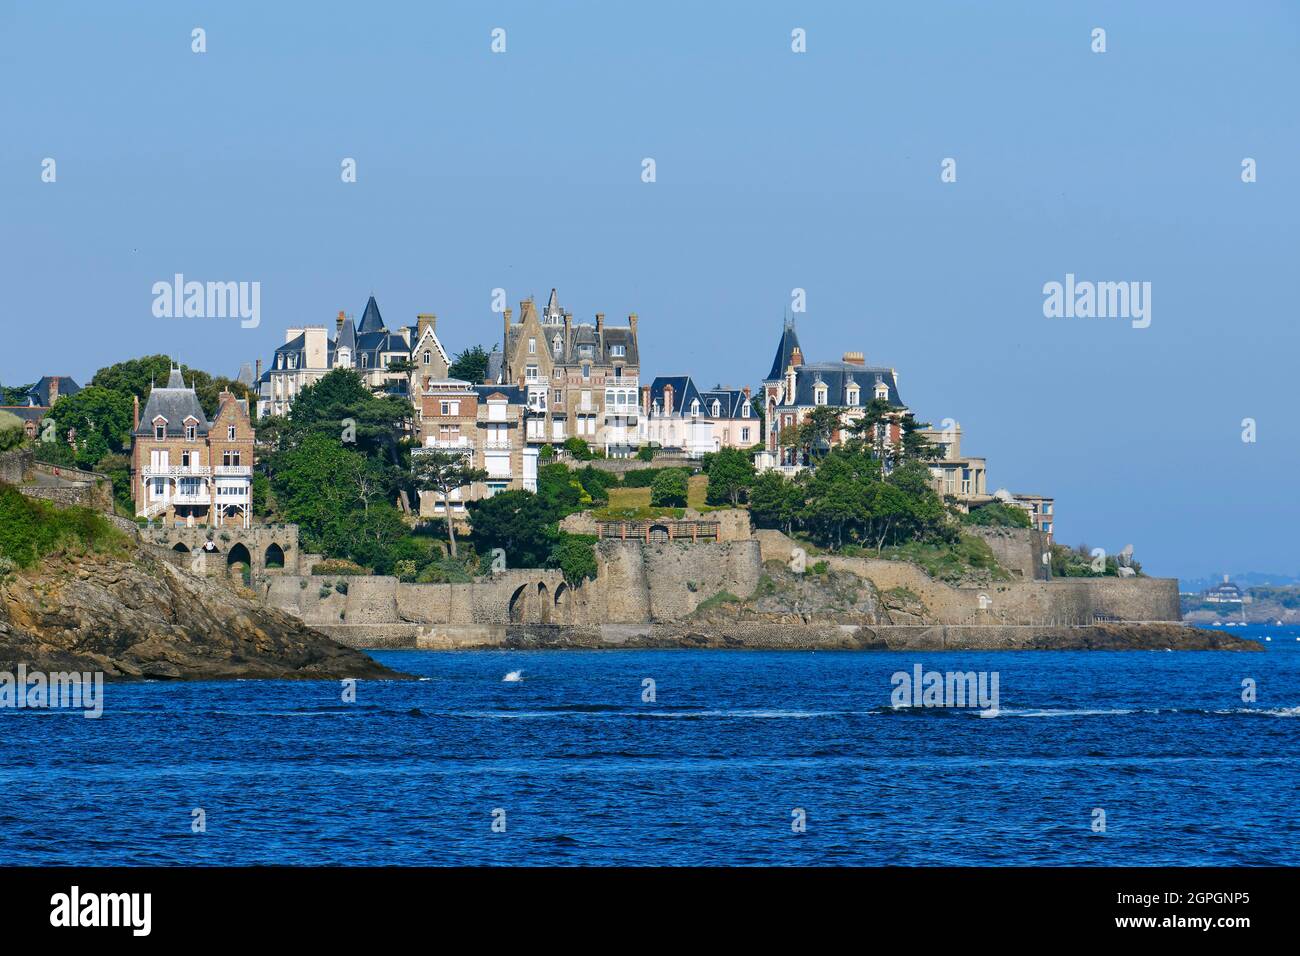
[133, 394, 139, 431]
[628, 312, 638, 335]
[417, 313, 436, 338]
[743, 385, 751, 402]
[503, 307, 512, 351]
[790, 345, 803, 367]
[336, 310, 346, 334]
[285, 326, 303, 344]
[48, 377, 60, 404]
[663, 382, 674, 414]
[596, 312, 605, 335]
[843, 351, 865, 366]
[255, 358, 263, 381]
[641, 384, 651, 413]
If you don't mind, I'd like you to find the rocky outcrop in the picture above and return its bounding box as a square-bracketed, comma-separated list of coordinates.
[0, 547, 406, 680]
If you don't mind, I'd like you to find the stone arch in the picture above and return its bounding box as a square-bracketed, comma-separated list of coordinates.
[227, 542, 252, 580]
[172, 542, 190, 553]
[537, 581, 550, 624]
[553, 582, 569, 624]
[265, 543, 285, 570]
[649, 523, 670, 543]
[508, 583, 530, 623]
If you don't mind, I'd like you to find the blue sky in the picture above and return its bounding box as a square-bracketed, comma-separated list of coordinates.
[2, 1, 1297, 579]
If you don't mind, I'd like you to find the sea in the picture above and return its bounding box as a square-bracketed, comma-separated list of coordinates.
[2, 625, 1296, 866]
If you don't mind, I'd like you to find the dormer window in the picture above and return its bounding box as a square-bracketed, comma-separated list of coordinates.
[361, 354, 368, 368]
[741, 402, 750, 418]
[690, 399, 700, 418]
[154, 420, 166, 441]
[711, 400, 721, 417]
[814, 384, 828, 406]
[288, 356, 296, 370]
[185, 422, 197, 442]
[553, 335, 562, 355]
[847, 386, 860, 405]
[611, 345, 626, 358]
[874, 382, 889, 401]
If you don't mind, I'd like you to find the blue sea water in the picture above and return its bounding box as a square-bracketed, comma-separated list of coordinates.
[2, 626, 1297, 866]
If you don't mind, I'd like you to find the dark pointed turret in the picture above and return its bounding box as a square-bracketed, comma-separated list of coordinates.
[357, 295, 385, 334]
[765, 319, 802, 382]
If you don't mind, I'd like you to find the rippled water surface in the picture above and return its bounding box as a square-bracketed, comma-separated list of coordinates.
[3, 626, 1297, 865]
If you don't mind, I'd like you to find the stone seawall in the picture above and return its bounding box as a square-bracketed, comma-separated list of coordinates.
[315, 621, 1256, 652]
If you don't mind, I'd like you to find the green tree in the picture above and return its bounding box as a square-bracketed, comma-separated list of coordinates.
[448, 345, 491, 384]
[797, 406, 843, 461]
[964, 502, 1031, 529]
[705, 447, 756, 506]
[411, 450, 488, 558]
[469, 490, 559, 568]
[650, 468, 689, 507]
[0, 383, 35, 406]
[563, 436, 595, 461]
[268, 432, 379, 554]
[748, 470, 803, 535]
[48, 386, 135, 469]
[802, 454, 865, 548]
[0, 411, 26, 452]
[549, 534, 598, 585]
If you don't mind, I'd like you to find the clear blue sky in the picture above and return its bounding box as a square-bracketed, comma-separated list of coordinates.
[2, 1, 1297, 580]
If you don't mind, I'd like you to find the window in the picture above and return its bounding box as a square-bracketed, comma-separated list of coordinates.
[741, 427, 750, 442]
[181, 451, 190, 468]
[690, 400, 700, 417]
[1043, 503, 1052, 515]
[528, 338, 536, 355]
[874, 383, 889, 401]
[440, 400, 460, 416]
[526, 365, 539, 382]
[581, 364, 590, 380]
[228, 425, 236, 440]
[185, 424, 196, 442]
[361, 354, 368, 368]
[553, 389, 563, 405]
[553, 335, 562, 355]
[846, 387, 859, 405]
[814, 386, 828, 406]
[711, 400, 721, 417]
[741, 402, 750, 418]
[611, 345, 626, 357]
[288, 356, 296, 370]
[223, 451, 242, 467]
[424, 351, 431, 365]
[154, 423, 166, 440]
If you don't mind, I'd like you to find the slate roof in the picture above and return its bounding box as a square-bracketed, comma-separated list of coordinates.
[473, 384, 527, 405]
[699, 387, 750, 418]
[357, 295, 385, 334]
[485, 347, 505, 384]
[779, 363, 903, 410]
[24, 376, 81, 407]
[0, 406, 46, 423]
[765, 322, 802, 382]
[647, 376, 749, 419]
[505, 293, 641, 369]
[134, 368, 210, 437]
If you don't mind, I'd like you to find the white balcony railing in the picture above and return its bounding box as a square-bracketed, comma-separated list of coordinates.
[213, 465, 252, 476]
[482, 440, 511, 451]
[141, 465, 211, 477]
[171, 492, 212, 504]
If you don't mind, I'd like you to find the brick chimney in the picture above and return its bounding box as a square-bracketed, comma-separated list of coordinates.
[743, 385, 751, 402]
[843, 351, 865, 366]
[48, 377, 61, 404]
[662, 382, 674, 414]
[255, 358, 262, 381]
[336, 310, 346, 334]
[596, 312, 605, 336]
[417, 313, 437, 338]
[628, 312, 638, 335]
[790, 345, 803, 367]
[641, 384, 651, 413]
[563, 311, 572, 342]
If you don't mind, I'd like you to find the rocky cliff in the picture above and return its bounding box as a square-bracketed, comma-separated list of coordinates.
[0, 547, 405, 680]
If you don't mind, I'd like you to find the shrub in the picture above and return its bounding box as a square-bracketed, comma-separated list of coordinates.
[549, 534, 597, 585]
[0, 484, 128, 569]
[650, 468, 689, 507]
[311, 558, 368, 575]
[636, 444, 656, 462]
[334, 580, 349, 594]
[963, 502, 1032, 529]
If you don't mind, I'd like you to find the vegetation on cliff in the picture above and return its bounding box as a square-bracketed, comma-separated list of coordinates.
[0, 483, 129, 571]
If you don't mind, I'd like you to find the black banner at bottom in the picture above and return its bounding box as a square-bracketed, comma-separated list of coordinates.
[1, 866, 1284, 941]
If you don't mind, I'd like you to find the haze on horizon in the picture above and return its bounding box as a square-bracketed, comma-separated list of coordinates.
[2, 1, 1296, 581]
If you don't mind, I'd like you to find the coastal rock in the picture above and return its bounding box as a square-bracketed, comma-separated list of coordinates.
[0, 548, 406, 681]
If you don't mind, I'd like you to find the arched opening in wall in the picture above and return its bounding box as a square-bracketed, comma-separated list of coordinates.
[508, 583, 529, 623]
[227, 543, 252, 584]
[172, 542, 190, 553]
[537, 582, 550, 624]
[265, 543, 285, 571]
[649, 524, 670, 543]
[553, 582, 568, 624]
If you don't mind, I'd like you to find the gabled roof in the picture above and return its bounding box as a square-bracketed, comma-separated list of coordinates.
[473, 384, 526, 404]
[765, 321, 802, 382]
[357, 295, 386, 334]
[412, 323, 451, 367]
[335, 316, 356, 353]
[699, 387, 750, 418]
[648, 376, 704, 416]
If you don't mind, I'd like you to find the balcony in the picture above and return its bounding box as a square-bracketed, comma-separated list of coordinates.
[171, 491, 212, 505]
[214, 465, 252, 476]
[141, 465, 211, 477]
[482, 440, 511, 451]
[420, 439, 473, 451]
